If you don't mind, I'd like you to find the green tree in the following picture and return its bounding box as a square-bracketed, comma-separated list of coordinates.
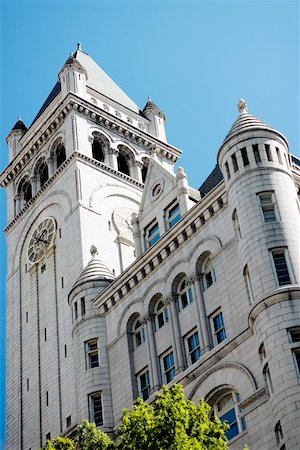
[116, 384, 228, 450]
[40, 384, 228, 450]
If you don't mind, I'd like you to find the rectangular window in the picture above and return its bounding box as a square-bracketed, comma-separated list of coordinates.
[44, 328, 47, 341]
[138, 369, 151, 401]
[74, 302, 78, 320]
[271, 249, 292, 286]
[89, 392, 103, 426]
[165, 202, 181, 229]
[231, 154, 238, 172]
[263, 363, 273, 394]
[86, 339, 99, 369]
[64, 344, 67, 358]
[26, 311, 29, 323]
[257, 192, 277, 223]
[265, 144, 273, 161]
[276, 147, 283, 164]
[241, 147, 249, 166]
[288, 328, 300, 376]
[186, 330, 201, 365]
[61, 277, 64, 288]
[27, 378, 29, 391]
[253, 144, 261, 163]
[225, 162, 230, 180]
[81, 297, 86, 317]
[66, 415, 71, 428]
[145, 221, 160, 248]
[210, 309, 226, 346]
[46, 391, 49, 406]
[162, 351, 175, 384]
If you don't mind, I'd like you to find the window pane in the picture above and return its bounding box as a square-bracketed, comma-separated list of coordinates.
[272, 252, 291, 285]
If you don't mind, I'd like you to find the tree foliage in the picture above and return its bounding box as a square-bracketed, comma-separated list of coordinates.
[39, 384, 228, 450]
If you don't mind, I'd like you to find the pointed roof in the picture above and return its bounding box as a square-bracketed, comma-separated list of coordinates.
[198, 165, 223, 197]
[74, 48, 140, 112]
[143, 98, 166, 119]
[71, 246, 114, 292]
[11, 119, 27, 132]
[221, 99, 288, 147]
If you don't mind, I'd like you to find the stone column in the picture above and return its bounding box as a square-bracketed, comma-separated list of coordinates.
[15, 194, 21, 214]
[145, 314, 160, 390]
[48, 156, 55, 176]
[176, 166, 191, 214]
[31, 176, 38, 195]
[135, 161, 143, 183]
[131, 213, 142, 257]
[192, 274, 211, 352]
[110, 146, 119, 171]
[168, 295, 185, 372]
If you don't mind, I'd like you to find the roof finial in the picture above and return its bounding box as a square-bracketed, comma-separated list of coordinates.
[90, 245, 98, 258]
[18, 115, 22, 121]
[237, 98, 248, 114]
[77, 42, 82, 51]
[147, 96, 151, 101]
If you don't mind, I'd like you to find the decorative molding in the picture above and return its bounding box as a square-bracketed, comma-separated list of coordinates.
[240, 388, 268, 413]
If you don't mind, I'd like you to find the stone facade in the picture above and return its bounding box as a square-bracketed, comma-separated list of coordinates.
[2, 47, 300, 450]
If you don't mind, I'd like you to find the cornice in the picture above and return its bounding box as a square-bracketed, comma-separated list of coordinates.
[1, 93, 181, 187]
[93, 182, 227, 313]
[4, 152, 144, 234]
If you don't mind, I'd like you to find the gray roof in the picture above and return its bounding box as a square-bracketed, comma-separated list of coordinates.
[74, 49, 140, 113]
[11, 119, 27, 132]
[71, 254, 115, 291]
[198, 165, 223, 197]
[221, 111, 288, 147]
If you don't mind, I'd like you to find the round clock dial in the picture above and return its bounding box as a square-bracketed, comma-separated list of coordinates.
[113, 207, 136, 241]
[27, 217, 56, 264]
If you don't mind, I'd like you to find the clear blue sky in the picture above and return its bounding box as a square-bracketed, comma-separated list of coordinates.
[0, 1, 299, 448]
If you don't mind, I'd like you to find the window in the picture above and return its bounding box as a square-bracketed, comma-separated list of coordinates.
[241, 147, 249, 166]
[80, 297, 86, 317]
[275, 421, 283, 445]
[22, 180, 32, 204]
[145, 221, 160, 248]
[258, 192, 277, 223]
[185, 330, 201, 365]
[133, 318, 146, 348]
[92, 140, 105, 162]
[258, 342, 266, 364]
[202, 256, 215, 290]
[253, 144, 261, 163]
[56, 144, 66, 168]
[212, 391, 246, 441]
[39, 162, 49, 187]
[243, 265, 254, 305]
[165, 202, 181, 229]
[271, 248, 292, 286]
[154, 300, 169, 331]
[225, 162, 230, 180]
[232, 209, 242, 239]
[276, 147, 283, 164]
[74, 302, 78, 320]
[66, 415, 71, 428]
[138, 369, 151, 400]
[162, 351, 175, 383]
[210, 309, 226, 346]
[64, 344, 67, 358]
[263, 363, 273, 394]
[288, 328, 300, 376]
[26, 378, 29, 391]
[178, 278, 193, 309]
[89, 392, 103, 426]
[117, 152, 130, 176]
[46, 391, 49, 406]
[231, 154, 238, 172]
[265, 144, 273, 161]
[86, 339, 99, 369]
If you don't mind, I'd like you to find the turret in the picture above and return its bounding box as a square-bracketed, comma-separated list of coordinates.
[68, 246, 114, 432]
[142, 98, 167, 142]
[218, 100, 300, 449]
[58, 43, 88, 99]
[6, 118, 27, 162]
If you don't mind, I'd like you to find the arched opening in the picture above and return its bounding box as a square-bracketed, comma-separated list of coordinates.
[39, 161, 49, 187]
[56, 143, 66, 168]
[23, 180, 32, 204]
[117, 152, 130, 176]
[208, 388, 246, 442]
[202, 254, 215, 290]
[92, 139, 105, 162]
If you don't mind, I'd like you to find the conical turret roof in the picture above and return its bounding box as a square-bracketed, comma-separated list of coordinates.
[143, 98, 166, 119]
[221, 99, 288, 147]
[71, 246, 114, 292]
[11, 119, 27, 132]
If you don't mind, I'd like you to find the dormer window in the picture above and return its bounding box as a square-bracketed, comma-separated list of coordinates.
[165, 201, 181, 229]
[145, 220, 160, 248]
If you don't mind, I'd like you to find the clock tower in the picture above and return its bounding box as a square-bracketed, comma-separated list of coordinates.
[1, 45, 180, 450]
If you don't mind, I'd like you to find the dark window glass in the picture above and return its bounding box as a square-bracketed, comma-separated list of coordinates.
[92, 140, 104, 162]
[272, 251, 291, 285]
[241, 148, 249, 166]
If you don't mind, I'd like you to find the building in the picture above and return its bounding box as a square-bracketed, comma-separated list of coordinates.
[1, 44, 300, 450]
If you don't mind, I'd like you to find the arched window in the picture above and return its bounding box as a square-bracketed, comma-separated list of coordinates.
[202, 255, 215, 290]
[211, 390, 246, 441]
[133, 317, 146, 348]
[39, 161, 49, 187]
[117, 152, 130, 176]
[56, 143, 66, 168]
[154, 299, 168, 331]
[141, 161, 148, 183]
[92, 139, 105, 162]
[178, 278, 193, 310]
[232, 209, 242, 239]
[19, 178, 32, 205]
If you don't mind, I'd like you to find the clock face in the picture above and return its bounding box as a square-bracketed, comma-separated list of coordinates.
[27, 217, 56, 264]
[112, 207, 136, 241]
